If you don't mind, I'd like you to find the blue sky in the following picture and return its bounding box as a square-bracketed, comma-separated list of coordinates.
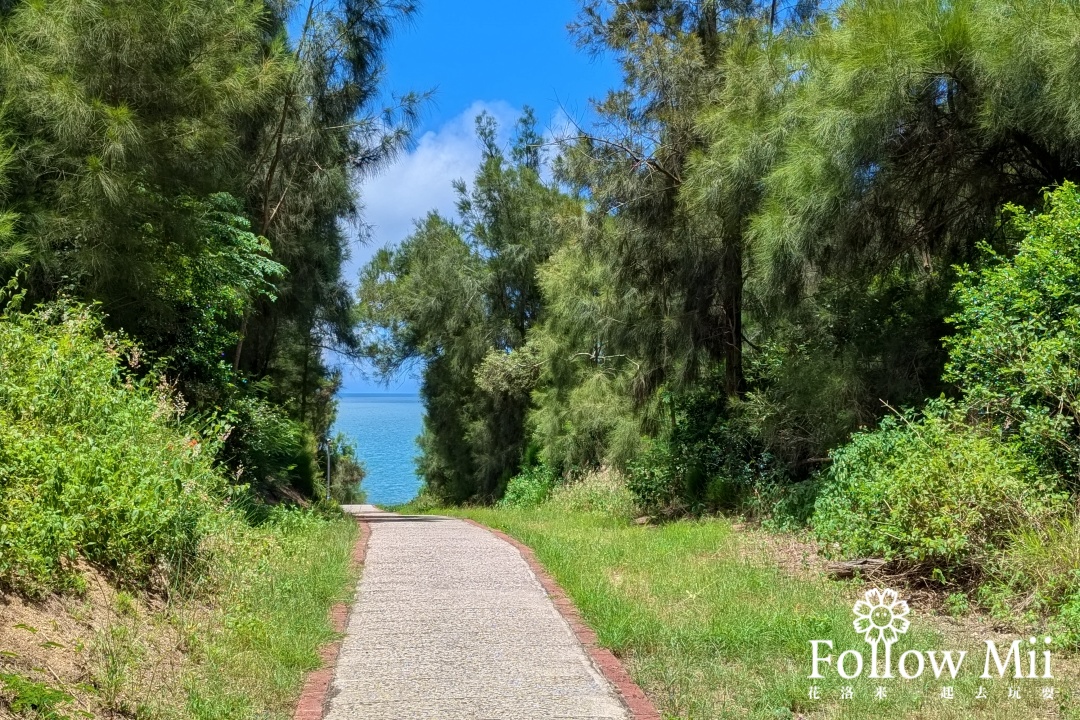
[337, 0, 619, 393]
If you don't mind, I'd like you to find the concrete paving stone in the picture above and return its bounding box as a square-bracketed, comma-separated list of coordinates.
[325, 506, 629, 720]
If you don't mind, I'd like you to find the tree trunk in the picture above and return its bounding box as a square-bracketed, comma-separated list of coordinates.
[299, 325, 312, 423]
[721, 238, 745, 397]
[232, 311, 249, 372]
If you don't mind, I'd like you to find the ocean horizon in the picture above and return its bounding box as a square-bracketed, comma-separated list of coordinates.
[333, 393, 424, 506]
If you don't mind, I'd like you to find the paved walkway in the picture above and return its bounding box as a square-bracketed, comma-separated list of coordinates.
[329, 505, 629, 720]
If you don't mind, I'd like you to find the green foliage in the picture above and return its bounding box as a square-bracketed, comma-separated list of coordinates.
[981, 510, 1080, 647]
[359, 111, 581, 501]
[566, 0, 757, 401]
[813, 402, 1065, 576]
[546, 469, 638, 520]
[625, 441, 679, 515]
[151, 193, 286, 391]
[0, 0, 415, 501]
[0, 0, 283, 304]
[223, 396, 318, 498]
[530, 369, 644, 479]
[628, 381, 786, 514]
[739, 269, 954, 474]
[328, 434, 367, 505]
[182, 509, 357, 719]
[945, 183, 1080, 482]
[0, 302, 224, 595]
[733, 0, 1080, 300]
[499, 464, 557, 509]
[0, 673, 75, 720]
[526, 241, 646, 477]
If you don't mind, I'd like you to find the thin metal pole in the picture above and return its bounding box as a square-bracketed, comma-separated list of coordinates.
[325, 439, 331, 500]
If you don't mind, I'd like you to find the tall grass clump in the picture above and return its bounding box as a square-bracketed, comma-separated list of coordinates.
[0, 301, 224, 595]
[987, 513, 1080, 642]
[547, 468, 638, 520]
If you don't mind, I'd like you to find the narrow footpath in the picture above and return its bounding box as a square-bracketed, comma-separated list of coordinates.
[328, 505, 630, 720]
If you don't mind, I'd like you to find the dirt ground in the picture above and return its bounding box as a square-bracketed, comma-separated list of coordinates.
[0, 564, 188, 719]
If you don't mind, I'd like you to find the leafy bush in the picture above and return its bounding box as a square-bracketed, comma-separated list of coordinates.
[222, 395, 318, 497]
[740, 270, 953, 477]
[546, 468, 638, 519]
[747, 479, 821, 533]
[812, 402, 1065, 576]
[499, 464, 557, 509]
[945, 183, 1080, 482]
[626, 439, 680, 513]
[627, 382, 786, 515]
[328, 434, 367, 504]
[397, 486, 443, 513]
[0, 302, 224, 594]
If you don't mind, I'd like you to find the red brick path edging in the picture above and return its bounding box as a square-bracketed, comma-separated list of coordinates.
[292, 516, 371, 720]
[463, 518, 662, 720]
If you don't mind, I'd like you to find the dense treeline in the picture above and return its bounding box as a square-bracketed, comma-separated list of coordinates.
[0, 10, 398, 716]
[362, 0, 1080, 632]
[0, 0, 413, 499]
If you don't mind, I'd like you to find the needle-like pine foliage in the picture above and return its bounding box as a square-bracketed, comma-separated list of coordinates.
[377, 0, 1080, 514]
[359, 113, 582, 501]
[0, 0, 414, 497]
[745, 0, 1080, 297]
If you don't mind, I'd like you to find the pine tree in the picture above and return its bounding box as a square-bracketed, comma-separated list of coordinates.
[359, 112, 581, 500]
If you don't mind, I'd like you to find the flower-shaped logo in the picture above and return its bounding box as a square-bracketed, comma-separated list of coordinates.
[853, 588, 910, 645]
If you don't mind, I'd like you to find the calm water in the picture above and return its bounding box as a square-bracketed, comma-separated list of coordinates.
[333, 394, 424, 506]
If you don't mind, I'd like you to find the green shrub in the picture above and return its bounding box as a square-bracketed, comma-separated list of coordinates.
[945, 183, 1080, 483]
[499, 464, 557, 509]
[627, 382, 786, 515]
[625, 440, 680, 513]
[750, 479, 821, 532]
[739, 268, 953, 478]
[222, 395, 318, 497]
[546, 468, 638, 519]
[812, 402, 1065, 577]
[395, 486, 443, 513]
[0, 302, 224, 594]
[328, 434, 367, 504]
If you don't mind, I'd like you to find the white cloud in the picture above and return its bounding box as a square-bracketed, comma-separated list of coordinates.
[335, 100, 518, 392]
[346, 100, 520, 284]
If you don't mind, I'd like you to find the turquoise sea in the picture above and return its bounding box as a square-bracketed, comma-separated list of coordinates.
[333, 394, 424, 506]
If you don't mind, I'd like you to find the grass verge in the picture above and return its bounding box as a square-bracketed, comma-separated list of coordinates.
[0, 509, 359, 720]
[431, 505, 1078, 719]
[177, 510, 358, 720]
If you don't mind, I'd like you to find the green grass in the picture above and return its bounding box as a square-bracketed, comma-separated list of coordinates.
[168, 511, 358, 720]
[433, 505, 1078, 719]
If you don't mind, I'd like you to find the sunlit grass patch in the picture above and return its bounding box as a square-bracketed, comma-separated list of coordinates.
[178, 512, 358, 720]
